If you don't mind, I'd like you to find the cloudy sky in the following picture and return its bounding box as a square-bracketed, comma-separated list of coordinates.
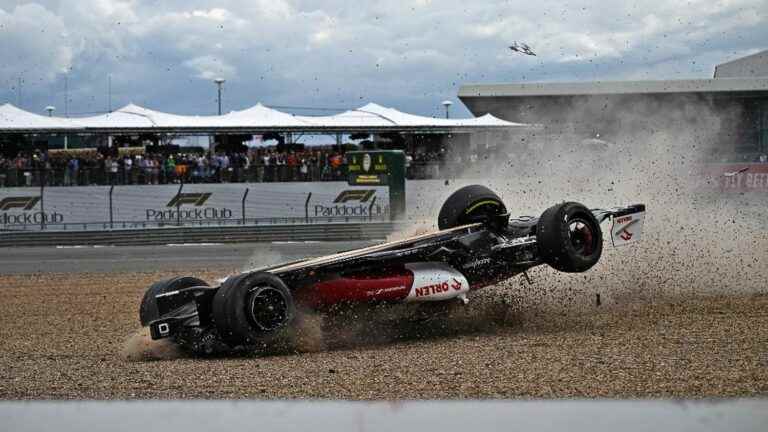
[0, 0, 765, 118]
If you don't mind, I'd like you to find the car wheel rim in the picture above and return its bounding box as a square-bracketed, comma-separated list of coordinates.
[462, 200, 503, 224]
[247, 286, 289, 331]
[568, 218, 595, 256]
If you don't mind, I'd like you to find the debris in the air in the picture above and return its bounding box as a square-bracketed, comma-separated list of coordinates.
[509, 41, 537, 56]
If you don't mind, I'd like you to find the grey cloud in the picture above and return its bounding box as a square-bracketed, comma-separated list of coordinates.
[0, 4, 72, 85]
[0, 0, 765, 117]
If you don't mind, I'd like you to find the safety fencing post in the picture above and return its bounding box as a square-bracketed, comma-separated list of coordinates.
[368, 196, 377, 222]
[108, 185, 115, 229]
[304, 192, 312, 224]
[241, 188, 249, 224]
[176, 181, 184, 227]
[39, 169, 45, 231]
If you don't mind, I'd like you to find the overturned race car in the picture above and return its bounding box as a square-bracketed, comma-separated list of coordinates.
[139, 185, 646, 354]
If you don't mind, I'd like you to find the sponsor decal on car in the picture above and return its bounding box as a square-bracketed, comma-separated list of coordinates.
[405, 262, 470, 302]
[610, 211, 645, 247]
[462, 257, 492, 269]
[365, 285, 407, 297]
[413, 278, 464, 297]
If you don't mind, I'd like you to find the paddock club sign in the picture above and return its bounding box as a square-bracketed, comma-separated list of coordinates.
[145, 189, 387, 222]
[0, 196, 65, 225]
[145, 192, 233, 222]
[313, 189, 387, 218]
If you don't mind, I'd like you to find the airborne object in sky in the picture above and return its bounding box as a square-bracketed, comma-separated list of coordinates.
[509, 41, 537, 56]
[140, 185, 645, 355]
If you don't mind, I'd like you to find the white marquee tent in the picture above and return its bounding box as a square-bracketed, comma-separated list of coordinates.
[298, 103, 516, 128]
[0, 102, 524, 133]
[0, 103, 82, 131]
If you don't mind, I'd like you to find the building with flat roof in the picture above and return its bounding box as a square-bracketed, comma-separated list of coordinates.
[459, 50, 768, 160]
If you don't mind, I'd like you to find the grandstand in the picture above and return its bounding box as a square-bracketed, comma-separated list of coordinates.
[0, 102, 527, 186]
[459, 50, 768, 162]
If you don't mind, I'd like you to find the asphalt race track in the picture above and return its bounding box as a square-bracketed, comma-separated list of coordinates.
[0, 241, 375, 274]
[1, 241, 767, 399]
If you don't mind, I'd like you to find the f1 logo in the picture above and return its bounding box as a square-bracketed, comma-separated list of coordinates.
[166, 193, 212, 207]
[333, 190, 375, 203]
[0, 196, 41, 211]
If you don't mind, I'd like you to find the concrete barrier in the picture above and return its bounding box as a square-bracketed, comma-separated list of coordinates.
[0, 222, 396, 247]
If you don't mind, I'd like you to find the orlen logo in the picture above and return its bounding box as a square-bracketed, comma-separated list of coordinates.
[333, 190, 375, 203]
[146, 192, 232, 222]
[414, 278, 463, 297]
[316, 189, 384, 217]
[166, 192, 212, 207]
[0, 196, 41, 211]
[0, 196, 64, 225]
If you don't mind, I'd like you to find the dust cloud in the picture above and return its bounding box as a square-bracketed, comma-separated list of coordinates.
[125, 97, 768, 359]
[283, 299, 523, 353]
[241, 245, 286, 273]
[402, 95, 768, 309]
[290, 97, 768, 353]
[121, 327, 185, 361]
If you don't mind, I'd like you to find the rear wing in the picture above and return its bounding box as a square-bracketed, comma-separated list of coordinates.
[592, 204, 646, 247]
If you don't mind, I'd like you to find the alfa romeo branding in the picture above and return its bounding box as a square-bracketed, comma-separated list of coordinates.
[145, 192, 233, 222]
[0, 196, 64, 225]
[610, 211, 645, 247]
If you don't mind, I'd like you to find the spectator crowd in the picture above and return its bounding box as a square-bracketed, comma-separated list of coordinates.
[2, 144, 767, 188]
[0, 147, 359, 187]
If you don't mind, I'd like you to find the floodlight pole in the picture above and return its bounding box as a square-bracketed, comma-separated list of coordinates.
[214, 78, 225, 115]
[108, 74, 112, 113]
[442, 100, 453, 119]
[64, 74, 69, 117]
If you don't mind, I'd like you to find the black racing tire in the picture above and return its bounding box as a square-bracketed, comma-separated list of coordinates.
[437, 185, 507, 230]
[139, 276, 209, 326]
[212, 272, 296, 347]
[536, 202, 603, 273]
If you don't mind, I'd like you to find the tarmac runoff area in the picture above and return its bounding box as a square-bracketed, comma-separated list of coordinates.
[0, 241, 376, 274]
[0, 240, 767, 399]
